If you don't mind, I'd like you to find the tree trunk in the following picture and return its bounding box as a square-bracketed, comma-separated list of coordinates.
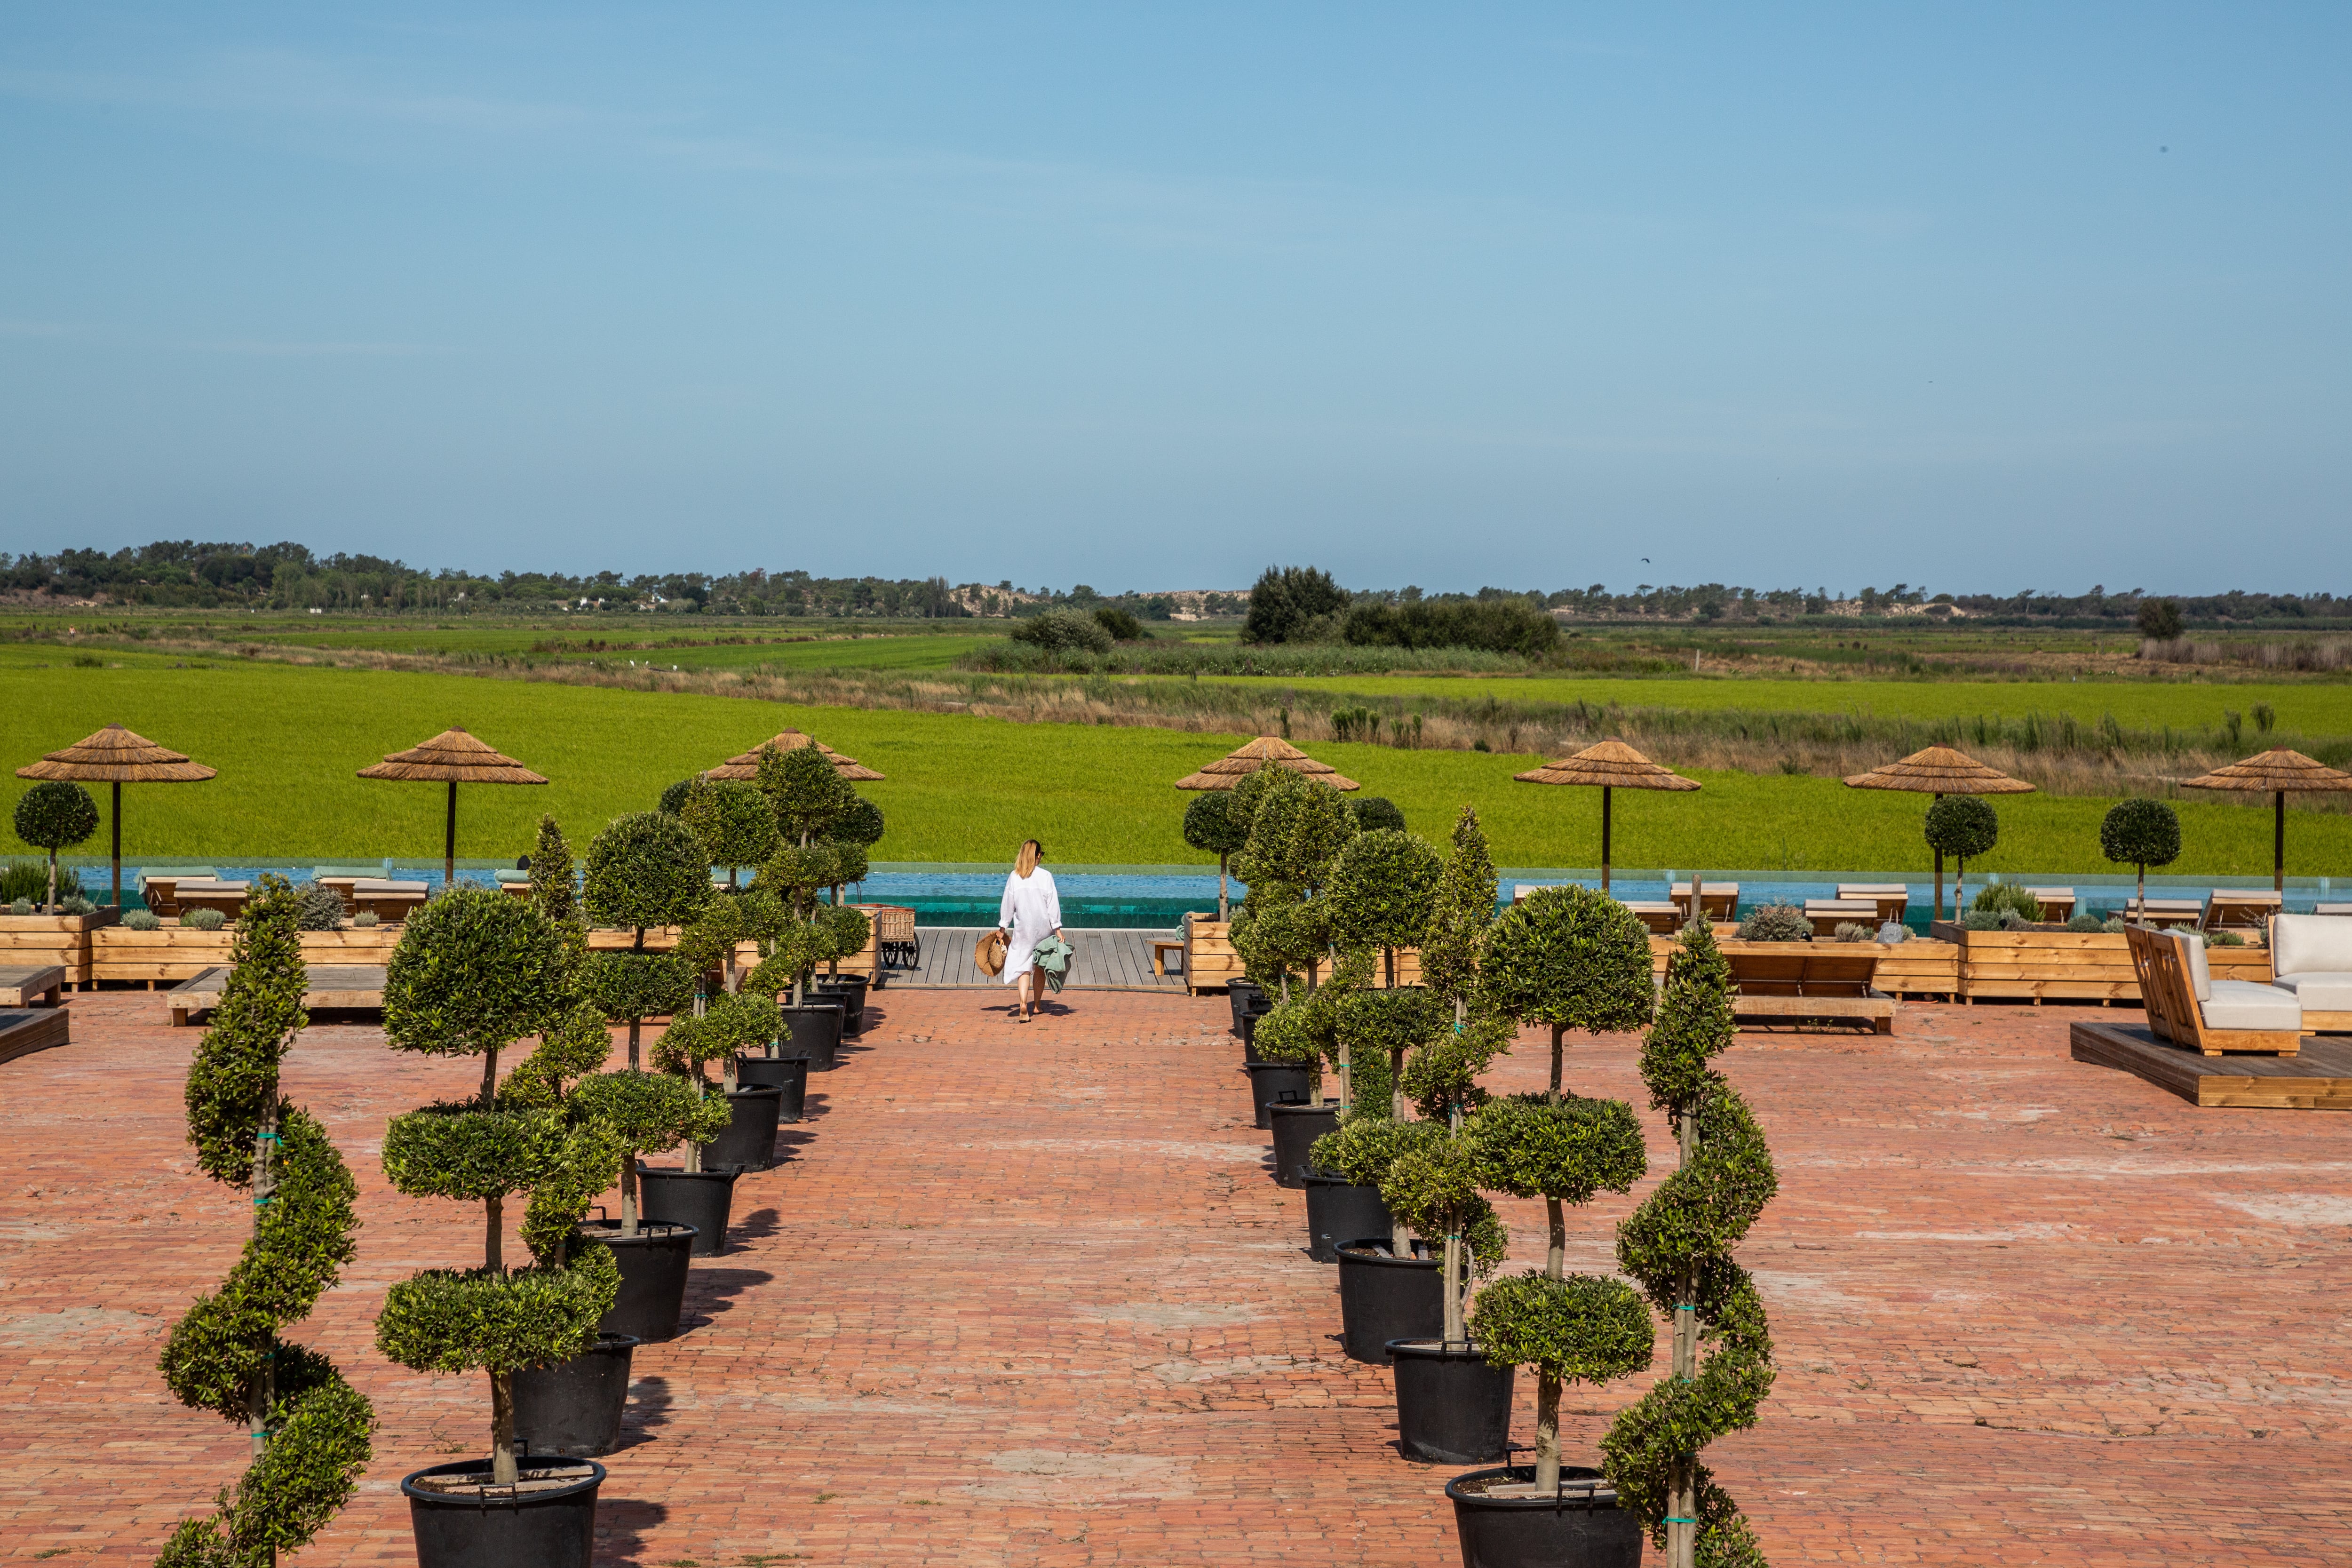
[250, 1103, 279, 1464]
[1441, 1226, 1464, 1345]
[685, 1079, 704, 1174]
[1548, 1022, 1565, 1100]
[479, 1044, 500, 1103]
[1545, 1195, 1565, 1281]
[484, 1194, 502, 1272]
[1384, 946, 1396, 990]
[620, 1161, 639, 1238]
[490, 1368, 518, 1486]
[45, 849, 57, 914]
[1391, 1045, 1407, 1122]
[1336, 1040, 1352, 1108]
[1666, 1108, 1701, 1568]
[627, 1017, 642, 1071]
[1217, 852, 1229, 922]
[1533, 1368, 1563, 1492]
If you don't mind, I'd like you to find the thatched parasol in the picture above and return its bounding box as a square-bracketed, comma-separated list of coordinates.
[1843, 745, 2034, 919]
[703, 730, 885, 783]
[358, 728, 548, 887]
[1513, 738, 1698, 895]
[1175, 736, 1360, 792]
[16, 723, 216, 908]
[2180, 747, 2352, 892]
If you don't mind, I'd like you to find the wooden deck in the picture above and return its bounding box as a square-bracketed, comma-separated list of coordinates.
[896, 928, 1188, 991]
[2070, 1019, 2352, 1110]
[0, 1007, 70, 1066]
[170, 964, 389, 1025]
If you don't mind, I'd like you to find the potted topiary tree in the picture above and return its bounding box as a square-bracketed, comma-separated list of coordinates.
[376, 886, 623, 1567]
[528, 813, 579, 923]
[565, 1066, 727, 1343]
[1599, 918, 1780, 1568]
[681, 776, 780, 890]
[1445, 883, 1654, 1552]
[1924, 795, 1999, 913]
[154, 876, 374, 1568]
[12, 780, 97, 913]
[581, 811, 707, 1067]
[636, 993, 784, 1256]
[2100, 797, 2182, 912]
[1182, 790, 1250, 922]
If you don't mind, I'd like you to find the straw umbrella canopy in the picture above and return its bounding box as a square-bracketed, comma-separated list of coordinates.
[2179, 747, 2352, 892]
[1512, 738, 1698, 895]
[1174, 736, 1360, 792]
[1843, 745, 2034, 920]
[357, 729, 548, 887]
[16, 723, 216, 908]
[702, 729, 884, 783]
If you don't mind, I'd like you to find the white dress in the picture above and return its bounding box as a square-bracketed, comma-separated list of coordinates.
[998, 868, 1063, 984]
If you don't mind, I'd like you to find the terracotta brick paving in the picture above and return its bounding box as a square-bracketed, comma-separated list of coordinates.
[3, 988, 2351, 1564]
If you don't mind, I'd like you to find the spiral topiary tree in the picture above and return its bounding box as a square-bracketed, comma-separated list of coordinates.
[1419, 807, 1497, 1033]
[156, 876, 374, 1568]
[377, 886, 621, 1488]
[1601, 917, 1779, 1568]
[1181, 790, 1250, 921]
[1923, 795, 1999, 913]
[13, 779, 99, 914]
[581, 812, 708, 1067]
[2100, 797, 2182, 910]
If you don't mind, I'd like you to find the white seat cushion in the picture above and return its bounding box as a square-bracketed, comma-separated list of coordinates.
[2272, 971, 2352, 1011]
[2199, 980, 2304, 1032]
[2170, 933, 2212, 1001]
[2272, 915, 2352, 980]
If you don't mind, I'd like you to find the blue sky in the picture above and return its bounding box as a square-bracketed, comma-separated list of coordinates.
[1, 4, 2345, 595]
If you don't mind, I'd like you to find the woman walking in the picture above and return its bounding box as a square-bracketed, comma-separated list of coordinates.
[997, 838, 1064, 1022]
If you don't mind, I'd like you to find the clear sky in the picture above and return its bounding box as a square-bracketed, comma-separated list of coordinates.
[2, 4, 2345, 595]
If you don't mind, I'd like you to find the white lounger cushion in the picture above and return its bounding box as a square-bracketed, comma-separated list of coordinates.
[2172, 933, 2212, 1001]
[2272, 972, 2352, 1011]
[2199, 980, 2305, 1032]
[2272, 915, 2352, 980]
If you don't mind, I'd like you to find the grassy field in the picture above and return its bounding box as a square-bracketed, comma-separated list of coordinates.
[5, 659, 2348, 878]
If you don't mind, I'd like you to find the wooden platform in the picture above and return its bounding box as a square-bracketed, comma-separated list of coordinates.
[899, 928, 1188, 991]
[1734, 993, 1898, 1034]
[170, 965, 389, 1025]
[0, 966, 65, 1007]
[2070, 1019, 2352, 1109]
[0, 1007, 70, 1066]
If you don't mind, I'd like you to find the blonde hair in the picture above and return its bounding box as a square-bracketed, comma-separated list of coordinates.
[1014, 839, 1042, 878]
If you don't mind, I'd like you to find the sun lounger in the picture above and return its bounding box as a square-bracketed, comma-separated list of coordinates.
[350, 879, 429, 923]
[2122, 897, 2206, 929]
[2204, 891, 2283, 932]
[1617, 900, 1686, 935]
[2025, 888, 2076, 922]
[173, 879, 253, 919]
[134, 870, 219, 918]
[1722, 947, 1895, 1033]
[1802, 899, 1878, 936]
[2319, 904, 2352, 917]
[2125, 925, 2301, 1056]
[1836, 884, 1910, 923]
[1670, 883, 1739, 921]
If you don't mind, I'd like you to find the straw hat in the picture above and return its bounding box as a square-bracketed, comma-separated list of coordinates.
[1843, 745, 2034, 795]
[358, 728, 548, 785]
[17, 722, 216, 784]
[1176, 736, 1360, 792]
[1514, 738, 1699, 791]
[703, 730, 885, 783]
[2179, 747, 2352, 796]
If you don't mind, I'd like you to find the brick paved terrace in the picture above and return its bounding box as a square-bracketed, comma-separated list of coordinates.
[5, 987, 2352, 1565]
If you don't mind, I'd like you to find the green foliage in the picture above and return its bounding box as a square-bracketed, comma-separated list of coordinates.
[1734, 903, 1810, 942]
[1641, 920, 1734, 1114]
[182, 906, 227, 931]
[832, 794, 887, 847]
[1234, 771, 1358, 891]
[1418, 806, 1497, 1006]
[583, 950, 695, 1026]
[2066, 912, 2107, 932]
[2205, 928, 2246, 948]
[502, 1004, 614, 1108]
[1477, 884, 1655, 1036]
[158, 875, 372, 1565]
[569, 1067, 730, 1157]
[1349, 796, 1406, 833]
[1400, 1009, 1513, 1120]
[755, 742, 857, 844]
[521, 1122, 626, 1264]
[1010, 608, 1116, 654]
[674, 896, 747, 980]
[1971, 881, 2045, 921]
[1181, 790, 1249, 857]
[1308, 1114, 1442, 1187]
[821, 902, 871, 959]
[1471, 1271, 1654, 1383]
[2137, 597, 2185, 640]
[528, 814, 578, 923]
[0, 856, 80, 903]
[658, 776, 698, 814]
[1092, 604, 1144, 642]
[1466, 1092, 1647, 1203]
[582, 810, 711, 933]
[653, 990, 779, 1074]
[12, 779, 98, 852]
[1228, 889, 1329, 985]
[384, 888, 571, 1059]
[124, 907, 162, 930]
[826, 841, 870, 889]
[289, 879, 345, 931]
[680, 777, 781, 869]
[2100, 797, 2182, 871]
[1335, 986, 1449, 1076]
[375, 1249, 619, 1376]
[1923, 794, 1999, 861]
[382, 1101, 568, 1203]
[1242, 563, 1349, 644]
[1831, 921, 1875, 942]
[1381, 1136, 1510, 1274]
[1325, 829, 1444, 954]
[743, 925, 819, 997]
[1247, 991, 1325, 1068]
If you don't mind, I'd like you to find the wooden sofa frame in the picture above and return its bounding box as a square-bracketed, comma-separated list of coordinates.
[2124, 924, 2299, 1058]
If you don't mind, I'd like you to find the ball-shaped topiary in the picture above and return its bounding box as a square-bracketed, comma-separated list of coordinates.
[832, 794, 887, 848]
[1477, 884, 1655, 1090]
[1472, 1270, 1654, 1488]
[12, 780, 98, 912]
[680, 778, 781, 877]
[385, 888, 574, 1095]
[755, 743, 858, 847]
[1324, 829, 1444, 973]
[583, 811, 712, 940]
[1381, 1134, 1511, 1339]
[583, 950, 696, 1068]
[1349, 796, 1406, 834]
[2100, 796, 2181, 907]
[1232, 769, 1358, 894]
[567, 1067, 730, 1235]
[1924, 794, 2000, 908]
[1181, 791, 1250, 920]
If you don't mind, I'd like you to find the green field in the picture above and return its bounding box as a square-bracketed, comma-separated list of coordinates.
[5, 661, 2346, 878]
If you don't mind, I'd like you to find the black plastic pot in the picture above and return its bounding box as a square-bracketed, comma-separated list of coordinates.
[1389, 1339, 1515, 1464]
[1227, 979, 1264, 1033]
[1444, 1465, 1639, 1568]
[1238, 997, 1273, 1050]
[637, 1165, 739, 1257]
[403, 1457, 603, 1568]
[781, 1002, 844, 1070]
[735, 1053, 809, 1122]
[703, 1085, 782, 1171]
[1302, 1174, 1391, 1264]
[1335, 1239, 1441, 1363]
[513, 1334, 637, 1459]
[1243, 1060, 1312, 1130]
[1267, 1099, 1340, 1188]
[573, 1218, 696, 1343]
[812, 976, 867, 1033]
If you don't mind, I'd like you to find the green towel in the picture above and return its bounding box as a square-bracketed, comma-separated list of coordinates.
[1029, 936, 1074, 994]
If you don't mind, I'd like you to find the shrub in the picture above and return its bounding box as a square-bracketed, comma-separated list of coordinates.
[2205, 929, 2246, 947]
[755, 743, 858, 847]
[1924, 795, 2000, 908]
[2100, 797, 2181, 908]
[0, 857, 80, 905]
[831, 795, 887, 848]
[1343, 597, 1561, 658]
[1009, 608, 1114, 656]
[567, 1068, 728, 1234]
[1181, 791, 1249, 920]
[291, 879, 346, 931]
[583, 812, 711, 939]
[385, 889, 573, 1094]
[1602, 917, 1779, 1564]
[11, 781, 98, 912]
[528, 814, 579, 924]
[183, 907, 227, 931]
[1476, 885, 1654, 1086]
[1092, 605, 1144, 642]
[1971, 882, 2044, 922]
[680, 777, 780, 876]
[1325, 829, 1444, 975]
[1959, 910, 2002, 931]
[2066, 912, 2106, 932]
[1735, 904, 1810, 942]
[1832, 922, 1875, 943]
[2137, 598, 2185, 640]
[2103, 915, 2130, 933]
[154, 876, 373, 1564]
[657, 777, 699, 815]
[58, 895, 94, 916]
[1242, 564, 1349, 644]
[1349, 796, 1406, 833]
[123, 907, 161, 931]
[353, 910, 381, 927]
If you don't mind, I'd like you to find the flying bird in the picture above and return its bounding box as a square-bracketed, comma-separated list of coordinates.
[1640, 557, 1651, 564]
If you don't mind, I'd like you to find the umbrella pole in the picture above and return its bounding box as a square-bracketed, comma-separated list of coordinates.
[1600, 787, 1612, 895]
[111, 781, 122, 909]
[1932, 793, 1944, 921]
[2275, 790, 2286, 894]
[445, 780, 458, 890]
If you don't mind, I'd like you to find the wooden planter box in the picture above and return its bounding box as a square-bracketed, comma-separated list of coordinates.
[1643, 935, 1961, 1000]
[95, 925, 407, 986]
[1928, 923, 2272, 1003]
[0, 908, 119, 988]
[1179, 919, 1422, 995]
